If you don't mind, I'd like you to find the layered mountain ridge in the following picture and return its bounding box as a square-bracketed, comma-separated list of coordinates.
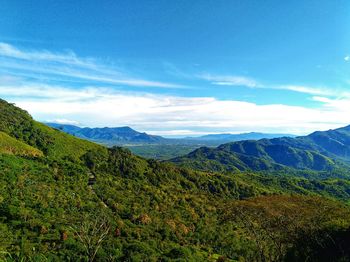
[172, 125, 350, 173]
[185, 132, 295, 142]
[47, 123, 165, 143]
[46, 122, 293, 145]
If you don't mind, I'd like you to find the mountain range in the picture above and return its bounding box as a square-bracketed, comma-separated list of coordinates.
[172, 125, 350, 174]
[46, 123, 166, 143]
[46, 123, 296, 160]
[185, 132, 295, 142]
[46, 122, 293, 145]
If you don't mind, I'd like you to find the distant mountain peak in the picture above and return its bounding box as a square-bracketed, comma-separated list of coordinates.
[46, 123, 165, 143]
[186, 132, 295, 141]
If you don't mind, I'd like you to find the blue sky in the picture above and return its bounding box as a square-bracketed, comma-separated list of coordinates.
[1, 0, 350, 136]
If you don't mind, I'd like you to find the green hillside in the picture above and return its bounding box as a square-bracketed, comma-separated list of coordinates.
[0, 99, 105, 161]
[1, 99, 350, 261]
[0, 131, 43, 157]
[171, 130, 350, 175]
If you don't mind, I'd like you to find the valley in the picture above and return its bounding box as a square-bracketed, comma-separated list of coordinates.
[47, 122, 294, 160]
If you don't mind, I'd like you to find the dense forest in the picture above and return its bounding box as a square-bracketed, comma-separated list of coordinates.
[1, 98, 350, 261]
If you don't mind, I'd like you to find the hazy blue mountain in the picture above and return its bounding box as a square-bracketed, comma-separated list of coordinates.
[186, 132, 295, 142]
[172, 125, 350, 173]
[47, 123, 295, 146]
[46, 123, 166, 143]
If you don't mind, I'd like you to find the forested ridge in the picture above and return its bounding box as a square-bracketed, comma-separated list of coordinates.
[1, 99, 350, 261]
[171, 126, 350, 174]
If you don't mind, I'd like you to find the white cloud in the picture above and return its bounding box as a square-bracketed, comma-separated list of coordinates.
[3, 83, 350, 136]
[344, 55, 350, 62]
[312, 96, 350, 112]
[47, 119, 81, 125]
[312, 96, 333, 103]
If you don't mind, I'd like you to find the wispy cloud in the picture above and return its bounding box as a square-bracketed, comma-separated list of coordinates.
[0, 42, 96, 68]
[279, 85, 335, 96]
[199, 72, 346, 98]
[198, 74, 260, 87]
[0, 42, 182, 88]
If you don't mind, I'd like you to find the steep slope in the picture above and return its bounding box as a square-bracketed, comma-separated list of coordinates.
[172, 126, 350, 173]
[0, 100, 105, 160]
[0, 131, 43, 157]
[307, 125, 350, 159]
[34, 122, 106, 160]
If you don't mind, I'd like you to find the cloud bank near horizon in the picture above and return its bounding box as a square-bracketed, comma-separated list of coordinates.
[1, 42, 350, 136]
[3, 82, 350, 136]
